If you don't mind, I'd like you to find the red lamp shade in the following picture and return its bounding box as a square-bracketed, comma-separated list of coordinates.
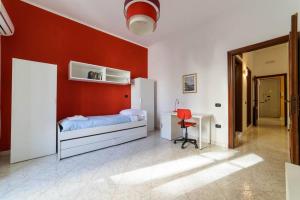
[124, 0, 160, 36]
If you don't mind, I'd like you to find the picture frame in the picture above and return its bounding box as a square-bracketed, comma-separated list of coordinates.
[183, 73, 197, 93]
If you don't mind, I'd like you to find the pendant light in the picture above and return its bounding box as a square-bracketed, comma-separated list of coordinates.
[124, 0, 160, 36]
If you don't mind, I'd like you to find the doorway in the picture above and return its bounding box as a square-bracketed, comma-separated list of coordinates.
[253, 74, 288, 127]
[227, 14, 299, 165]
[259, 78, 281, 118]
[232, 44, 289, 148]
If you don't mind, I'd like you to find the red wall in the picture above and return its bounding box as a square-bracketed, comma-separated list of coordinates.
[0, 0, 148, 151]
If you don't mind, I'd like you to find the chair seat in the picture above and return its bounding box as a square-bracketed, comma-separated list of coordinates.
[178, 121, 197, 127]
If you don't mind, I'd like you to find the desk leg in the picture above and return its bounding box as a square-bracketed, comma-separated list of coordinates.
[198, 117, 211, 150]
[198, 118, 202, 149]
[209, 116, 211, 145]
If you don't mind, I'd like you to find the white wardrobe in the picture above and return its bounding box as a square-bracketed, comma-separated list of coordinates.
[131, 78, 155, 131]
[11, 58, 57, 163]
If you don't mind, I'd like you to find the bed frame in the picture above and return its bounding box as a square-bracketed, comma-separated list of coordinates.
[57, 112, 147, 160]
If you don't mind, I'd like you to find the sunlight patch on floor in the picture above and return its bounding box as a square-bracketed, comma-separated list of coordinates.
[201, 150, 239, 161]
[229, 153, 264, 168]
[111, 155, 214, 185]
[111, 150, 239, 185]
[151, 154, 264, 198]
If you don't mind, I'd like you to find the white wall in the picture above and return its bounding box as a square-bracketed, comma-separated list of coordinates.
[252, 43, 289, 76]
[148, 0, 300, 147]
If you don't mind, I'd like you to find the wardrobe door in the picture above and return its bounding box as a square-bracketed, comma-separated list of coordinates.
[11, 58, 57, 163]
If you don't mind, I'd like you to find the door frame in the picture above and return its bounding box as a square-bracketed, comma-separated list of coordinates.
[289, 14, 299, 165]
[253, 73, 288, 126]
[228, 35, 289, 148]
[247, 67, 252, 127]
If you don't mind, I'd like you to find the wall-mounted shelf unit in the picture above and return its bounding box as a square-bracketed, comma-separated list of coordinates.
[69, 61, 131, 85]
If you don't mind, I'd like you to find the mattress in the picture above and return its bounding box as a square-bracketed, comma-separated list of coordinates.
[59, 114, 137, 132]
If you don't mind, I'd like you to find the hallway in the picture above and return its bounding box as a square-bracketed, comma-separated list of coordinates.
[240, 125, 289, 155]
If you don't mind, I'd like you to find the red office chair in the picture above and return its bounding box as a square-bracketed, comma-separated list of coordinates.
[174, 109, 198, 149]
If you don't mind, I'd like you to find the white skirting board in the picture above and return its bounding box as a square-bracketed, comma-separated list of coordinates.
[58, 120, 147, 159]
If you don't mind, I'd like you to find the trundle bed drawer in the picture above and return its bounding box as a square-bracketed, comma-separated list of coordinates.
[59, 126, 147, 159]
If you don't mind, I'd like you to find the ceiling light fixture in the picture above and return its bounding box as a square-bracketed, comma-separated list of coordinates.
[124, 0, 160, 36]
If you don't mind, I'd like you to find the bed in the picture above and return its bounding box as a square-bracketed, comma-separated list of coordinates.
[57, 109, 147, 159]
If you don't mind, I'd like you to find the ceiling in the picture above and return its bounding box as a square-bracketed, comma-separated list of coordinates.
[22, 0, 246, 47]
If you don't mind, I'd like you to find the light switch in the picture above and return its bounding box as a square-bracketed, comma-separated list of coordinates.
[215, 103, 221, 107]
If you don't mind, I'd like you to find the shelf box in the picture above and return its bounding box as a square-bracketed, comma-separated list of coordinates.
[106, 68, 129, 77]
[69, 61, 131, 85]
[106, 76, 130, 84]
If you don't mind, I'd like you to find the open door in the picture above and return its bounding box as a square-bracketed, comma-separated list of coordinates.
[289, 13, 299, 165]
[253, 77, 258, 126]
[235, 57, 243, 133]
[247, 68, 252, 127]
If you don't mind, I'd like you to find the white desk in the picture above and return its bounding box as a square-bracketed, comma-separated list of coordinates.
[160, 112, 212, 149]
[286, 163, 300, 200]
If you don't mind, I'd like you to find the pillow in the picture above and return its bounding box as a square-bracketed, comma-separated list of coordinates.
[128, 115, 139, 122]
[120, 109, 145, 116]
[128, 115, 146, 122]
[137, 115, 145, 121]
[66, 115, 88, 121]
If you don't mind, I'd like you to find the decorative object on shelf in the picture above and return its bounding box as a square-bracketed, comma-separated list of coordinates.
[87, 71, 103, 80]
[124, 0, 160, 36]
[88, 71, 96, 79]
[183, 74, 197, 93]
[95, 72, 102, 80]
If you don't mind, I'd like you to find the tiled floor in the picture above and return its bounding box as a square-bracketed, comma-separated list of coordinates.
[0, 125, 289, 200]
[257, 117, 285, 126]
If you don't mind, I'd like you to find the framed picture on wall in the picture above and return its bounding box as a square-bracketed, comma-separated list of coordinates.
[183, 73, 197, 93]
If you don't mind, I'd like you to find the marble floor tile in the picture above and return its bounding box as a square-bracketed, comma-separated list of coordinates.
[0, 125, 289, 200]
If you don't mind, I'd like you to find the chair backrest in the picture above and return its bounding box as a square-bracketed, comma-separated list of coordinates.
[177, 109, 192, 120]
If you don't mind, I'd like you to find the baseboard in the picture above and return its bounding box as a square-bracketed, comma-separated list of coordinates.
[210, 140, 227, 148]
[0, 150, 10, 156]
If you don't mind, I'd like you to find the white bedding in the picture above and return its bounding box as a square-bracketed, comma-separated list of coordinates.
[59, 109, 146, 132]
